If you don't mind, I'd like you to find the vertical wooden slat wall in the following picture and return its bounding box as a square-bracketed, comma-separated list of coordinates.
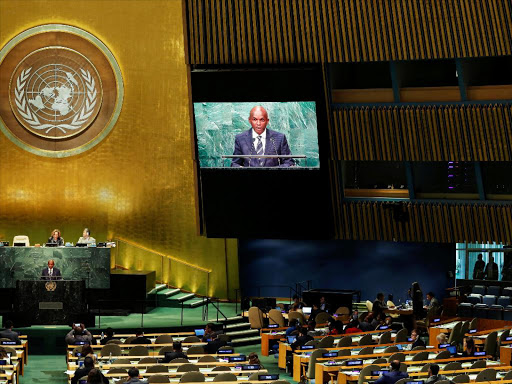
[331, 104, 512, 161]
[185, 0, 512, 64]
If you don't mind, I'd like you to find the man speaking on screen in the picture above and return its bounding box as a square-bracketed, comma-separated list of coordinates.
[231, 106, 295, 167]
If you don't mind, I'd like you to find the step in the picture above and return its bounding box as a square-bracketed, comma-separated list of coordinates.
[148, 284, 167, 295]
[210, 316, 245, 323]
[225, 322, 250, 330]
[171, 293, 196, 303]
[231, 335, 262, 346]
[158, 288, 182, 298]
[188, 299, 208, 308]
[225, 329, 260, 338]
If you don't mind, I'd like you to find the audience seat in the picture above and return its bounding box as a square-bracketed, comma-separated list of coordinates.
[155, 335, 174, 344]
[444, 362, 462, 371]
[487, 286, 501, 296]
[458, 303, 473, 318]
[472, 285, 486, 295]
[150, 375, 172, 383]
[198, 356, 216, 362]
[484, 331, 498, 357]
[337, 336, 352, 347]
[147, 365, 169, 373]
[470, 361, 486, 369]
[314, 312, 330, 325]
[182, 336, 201, 343]
[357, 365, 381, 384]
[177, 363, 200, 372]
[469, 317, 478, 330]
[378, 331, 391, 344]
[317, 336, 334, 348]
[107, 368, 128, 374]
[394, 328, 408, 343]
[504, 306, 512, 321]
[186, 346, 205, 355]
[139, 357, 158, 363]
[212, 366, 231, 372]
[467, 294, 483, 304]
[100, 344, 122, 357]
[268, 309, 285, 327]
[358, 346, 374, 355]
[179, 372, 205, 383]
[213, 373, 237, 382]
[482, 295, 497, 306]
[248, 307, 265, 329]
[383, 346, 398, 353]
[452, 374, 470, 383]
[475, 368, 497, 382]
[358, 334, 373, 346]
[474, 304, 488, 318]
[128, 346, 149, 356]
[305, 349, 328, 380]
[488, 305, 504, 320]
[497, 296, 511, 307]
[503, 287, 512, 297]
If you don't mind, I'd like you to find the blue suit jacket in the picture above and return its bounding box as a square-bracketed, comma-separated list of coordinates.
[231, 128, 294, 167]
[373, 371, 409, 384]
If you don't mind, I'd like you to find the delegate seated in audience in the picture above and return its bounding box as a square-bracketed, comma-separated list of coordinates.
[204, 332, 227, 354]
[292, 295, 305, 309]
[286, 319, 299, 337]
[249, 352, 263, 368]
[425, 292, 439, 311]
[161, 341, 187, 363]
[461, 337, 475, 357]
[0, 320, 20, 344]
[360, 313, 378, 332]
[100, 327, 115, 345]
[344, 319, 361, 334]
[425, 363, 454, 384]
[202, 323, 218, 342]
[66, 323, 93, 345]
[80, 344, 96, 362]
[71, 356, 108, 384]
[319, 296, 331, 313]
[307, 320, 322, 337]
[410, 329, 425, 349]
[327, 319, 344, 335]
[309, 303, 322, 321]
[131, 329, 151, 344]
[290, 327, 313, 351]
[436, 332, 448, 345]
[289, 303, 303, 313]
[373, 292, 387, 319]
[87, 368, 108, 384]
[374, 360, 408, 384]
[125, 367, 148, 384]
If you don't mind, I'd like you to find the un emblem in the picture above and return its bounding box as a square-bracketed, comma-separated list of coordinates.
[11, 47, 102, 139]
[45, 281, 57, 292]
[0, 25, 123, 157]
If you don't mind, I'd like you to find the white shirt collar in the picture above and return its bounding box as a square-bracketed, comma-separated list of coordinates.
[252, 128, 266, 141]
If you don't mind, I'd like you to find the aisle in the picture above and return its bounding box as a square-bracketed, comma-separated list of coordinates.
[23, 355, 68, 384]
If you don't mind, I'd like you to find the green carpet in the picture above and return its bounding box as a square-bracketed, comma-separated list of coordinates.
[24, 355, 68, 383]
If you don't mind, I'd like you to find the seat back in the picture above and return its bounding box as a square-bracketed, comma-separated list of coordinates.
[177, 363, 200, 372]
[395, 379, 408, 384]
[183, 336, 201, 343]
[472, 285, 486, 295]
[12, 235, 29, 246]
[474, 304, 488, 318]
[484, 331, 498, 357]
[358, 334, 373, 346]
[187, 346, 205, 355]
[306, 349, 327, 379]
[444, 362, 462, 371]
[469, 317, 478, 330]
[502, 370, 512, 380]
[503, 287, 512, 297]
[179, 372, 205, 383]
[458, 303, 473, 318]
[372, 358, 387, 364]
[147, 365, 169, 373]
[452, 374, 470, 383]
[358, 346, 374, 356]
[128, 345, 149, 356]
[488, 305, 504, 320]
[338, 349, 351, 357]
[378, 331, 391, 344]
[498, 296, 511, 307]
[475, 368, 496, 382]
[412, 346, 426, 351]
[100, 344, 122, 357]
[106, 339, 123, 344]
[383, 346, 398, 353]
[198, 355, 216, 362]
[159, 346, 174, 355]
[171, 358, 190, 364]
[288, 311, 306, 325]
[366, 300, 373, 311]
[467, 294, 482, 304]
[107, 368, 128, 374]
[447, 321, 462, 345]
[482, 295, 497, 306]
[420, 364, 431, 372]
[460, 321, 470, 337]
[314, 312, 331, 325]
[139, 357, 158, 363]
[411, 351, 429, 361]
[248, 307, 265, 329]
[387, 352, 405, 362]
[435, 350, 451, 360]
[499, 329, 511, 346]
[212, 366, 231, 371]
[213, 373, 237, 382]
[357, 365, 381, 384]
[268, 309, 285, 327]
[123, 336, 136, 344]
[317, 336, 334, 348]
[337, 336, 352, 347]
[155, 335, 174, 344]
[336, 307, 350, 315]
[487, 286, 501, 296]
[394, 328, 408, 343]
[470, 360, 486, 369]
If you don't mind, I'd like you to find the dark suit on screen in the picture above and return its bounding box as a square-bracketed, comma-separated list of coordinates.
[41, 267, 62, 280]
[231, 128, 294, 167]
[0, 329, 20, 344]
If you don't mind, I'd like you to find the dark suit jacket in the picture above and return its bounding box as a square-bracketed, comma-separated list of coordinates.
[204, 339, 227, 354]
[0, 329, 20, 344]
[131, 336, 151, 345]
[41, 267, 62, 280]
[291, 334, 313, 351]
[374, 370, 409, 384]
[160, 351, 187, 363]
[71, 366, 108, 384]
[412, 337, 426, 349]
[231, 128, 294, 167]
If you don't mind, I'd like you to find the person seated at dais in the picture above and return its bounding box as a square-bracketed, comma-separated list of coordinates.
[0, 320, 20, 344]
[77, 228, 96, 244]
[47, 229, 64, 246]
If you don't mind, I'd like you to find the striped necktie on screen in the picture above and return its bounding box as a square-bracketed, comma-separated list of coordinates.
[255, 136, 263, 165]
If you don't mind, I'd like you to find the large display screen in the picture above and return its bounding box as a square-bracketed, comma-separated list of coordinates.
[194, 102, 320, 168]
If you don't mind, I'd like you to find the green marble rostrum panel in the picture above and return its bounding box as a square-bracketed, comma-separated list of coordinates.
[0, 247, 110, 288]
[194, 102, 320, 168]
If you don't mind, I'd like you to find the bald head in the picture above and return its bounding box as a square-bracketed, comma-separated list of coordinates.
[248, 106, 269, 135]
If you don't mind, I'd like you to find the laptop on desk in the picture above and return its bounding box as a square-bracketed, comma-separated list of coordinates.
[302, 307, 312, 315]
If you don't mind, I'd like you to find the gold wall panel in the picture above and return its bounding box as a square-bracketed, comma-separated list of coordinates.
[0, 0, 239, 299]
[336, 201, 512, 244]
[185, 0, 512, 64]
[332, 104, 512, 161]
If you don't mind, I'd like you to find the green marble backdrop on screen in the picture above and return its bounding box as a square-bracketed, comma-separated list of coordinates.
[194, 102, 320, 167]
